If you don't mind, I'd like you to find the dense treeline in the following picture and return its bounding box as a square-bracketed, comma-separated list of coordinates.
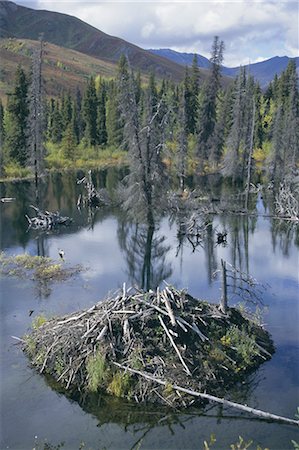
[0, 37, 298, 183]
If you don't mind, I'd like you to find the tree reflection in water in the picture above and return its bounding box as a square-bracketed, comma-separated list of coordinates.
[118, 220, 172, 291]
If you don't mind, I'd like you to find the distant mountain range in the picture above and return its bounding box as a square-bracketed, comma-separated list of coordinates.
[149, 48, 299, 88]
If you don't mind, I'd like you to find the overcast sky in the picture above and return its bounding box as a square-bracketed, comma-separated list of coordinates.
[14, 0, 298, 67]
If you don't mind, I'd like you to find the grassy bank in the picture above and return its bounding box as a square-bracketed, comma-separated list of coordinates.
[0, 144, 129, 183]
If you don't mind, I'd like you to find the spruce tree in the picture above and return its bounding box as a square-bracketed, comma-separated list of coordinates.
[97, 80, 107, 146]
[82, 76, 98, 146]
[106, 80, 123, 148]
[62, 123, 77, 160]
[197, 36, 224, 168]
[4, 66, 29, 167]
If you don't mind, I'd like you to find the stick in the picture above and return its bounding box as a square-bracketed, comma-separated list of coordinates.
[113, 363, 299, 427]
[96, 325, 108, 341]
[161, 290, 176, 326]
[158, 316, 191, 376]
[176, 317, 208, 341]
[11, 335, 25, 343]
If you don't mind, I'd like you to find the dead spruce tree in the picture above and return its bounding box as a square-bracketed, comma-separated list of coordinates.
[117, 56, 168, 228]
[28, 35, 45, 204]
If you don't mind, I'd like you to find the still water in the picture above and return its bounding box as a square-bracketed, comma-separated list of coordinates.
[0, 170, 298, 450]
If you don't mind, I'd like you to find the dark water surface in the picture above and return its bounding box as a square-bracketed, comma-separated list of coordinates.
[0, 171, 298, 450]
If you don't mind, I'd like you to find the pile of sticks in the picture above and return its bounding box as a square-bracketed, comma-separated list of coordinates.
[24, 284, 274, 409]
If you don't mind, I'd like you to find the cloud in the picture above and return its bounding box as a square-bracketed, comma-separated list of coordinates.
[15, 0, 298, 66]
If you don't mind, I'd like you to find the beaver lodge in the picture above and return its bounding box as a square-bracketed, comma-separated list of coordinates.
[22, 285, 275, 409]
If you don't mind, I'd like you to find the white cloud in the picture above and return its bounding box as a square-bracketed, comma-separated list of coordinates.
[15, 0, 298, 66]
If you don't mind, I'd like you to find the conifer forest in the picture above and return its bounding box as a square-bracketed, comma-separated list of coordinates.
[1, 37, 298, 192]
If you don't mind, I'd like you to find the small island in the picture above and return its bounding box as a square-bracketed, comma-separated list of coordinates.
[23, 285, 274, 408]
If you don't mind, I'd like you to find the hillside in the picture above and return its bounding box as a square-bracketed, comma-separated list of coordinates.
[0, 38, 122, 100]
[149, 48, 299, 87]
[0, 0, 188, 82]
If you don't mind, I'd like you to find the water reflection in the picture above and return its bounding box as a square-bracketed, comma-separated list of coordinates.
[118, 220, 172, 290]
[1, 169, 299, 450]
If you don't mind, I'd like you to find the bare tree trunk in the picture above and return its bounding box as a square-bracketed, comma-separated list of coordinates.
[245, 100, 255, 211]
[219, 259, 228, 314]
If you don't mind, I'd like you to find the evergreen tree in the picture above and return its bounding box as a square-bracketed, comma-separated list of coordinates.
[97, 80, 107, 146]
[61, 92, 72, 130]
[62, 123, 77, 160]
[4, 66, 29, 167]
[189, 54, 200, 134]
[71, 100, 80, 144]
[47, 99, 63, 143]
[183, 67, 193, 134]
[82, 76, 98, 146]
[106, 80, 123, 148]
[222, 67, 247, 179]
[75, 87, 83, 142]
[281, 61, 299, 178]
[197, 36, 224, 167]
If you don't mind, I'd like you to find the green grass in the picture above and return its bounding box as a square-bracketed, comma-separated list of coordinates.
[45, 141, 128, 171]
[86, 352, 110, 392]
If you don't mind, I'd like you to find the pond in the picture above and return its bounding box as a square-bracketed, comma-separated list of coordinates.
[0, 170, 298, 450]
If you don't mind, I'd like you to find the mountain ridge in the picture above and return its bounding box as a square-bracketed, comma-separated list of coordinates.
[0, 0, 188, 82]
[149, 48, 299, 87]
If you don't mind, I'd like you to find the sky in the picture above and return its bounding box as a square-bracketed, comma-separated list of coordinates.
[14, 0, 299, 67]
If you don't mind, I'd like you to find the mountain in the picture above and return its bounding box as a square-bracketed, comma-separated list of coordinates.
[149, 48, 211, 69]
[0, 38, 122, 100]
[0, 0, 189, 82]
[149, 48, 299, 88]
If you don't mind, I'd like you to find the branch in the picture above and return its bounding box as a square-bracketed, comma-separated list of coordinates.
[113, 363, 299, 427]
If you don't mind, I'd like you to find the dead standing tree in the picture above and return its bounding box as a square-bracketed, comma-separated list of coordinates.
[28, 35, 45, 205]
[216, 259, 267, 315]
[77, 170, 110, 209]
[117, 56, 168, 229]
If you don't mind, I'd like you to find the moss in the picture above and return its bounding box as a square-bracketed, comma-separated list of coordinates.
[107, 372, 132, 399]
[32, 315, 47, 330]
[163, 382, 174, 397]
[0, 252, 82, 284]
[34, 347, 47, 366]
[35, 264, 63, 281]
[23, 334, 37, 358]
[54, 355, 65, 376]
[86, 352, 110, 392]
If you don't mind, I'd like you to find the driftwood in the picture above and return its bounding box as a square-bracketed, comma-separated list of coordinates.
[113, 363, 299, 427]
[25, 205, 72, 230]
[23, 285, 274, 409]
[275, 182, 299, 222]
[1, 197, 16, 203]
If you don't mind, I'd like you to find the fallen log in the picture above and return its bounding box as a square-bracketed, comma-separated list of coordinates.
[113, 362, 299, 427]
